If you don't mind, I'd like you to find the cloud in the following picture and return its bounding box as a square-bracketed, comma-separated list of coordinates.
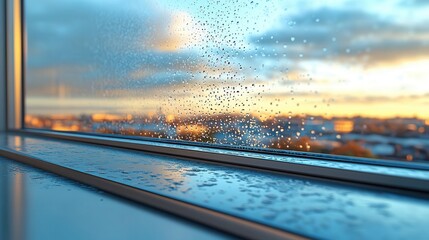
[153, 11, 206, 52]
[259, 91, 429, 105]
[340, 93, 429, 103]
[401, 0, 429, 7]
[251, 7, 429, 66]
[26, 0, 205, 97]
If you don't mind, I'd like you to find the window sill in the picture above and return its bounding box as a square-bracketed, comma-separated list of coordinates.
[1, 131, 429, 239]
[16, 129, 429, 192]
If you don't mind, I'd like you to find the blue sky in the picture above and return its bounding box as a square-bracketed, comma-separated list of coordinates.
[25, 0, 429, 118]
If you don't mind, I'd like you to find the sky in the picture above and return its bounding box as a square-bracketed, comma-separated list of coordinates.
[25, 0, 429, 119]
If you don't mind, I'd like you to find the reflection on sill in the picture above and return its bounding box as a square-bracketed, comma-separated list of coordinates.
[0, 157, 232, 240]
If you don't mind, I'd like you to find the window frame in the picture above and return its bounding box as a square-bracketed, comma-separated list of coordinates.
[4, 0, 429, 194]
[0, 0, 6, 132]
[5, 0, 22, 131]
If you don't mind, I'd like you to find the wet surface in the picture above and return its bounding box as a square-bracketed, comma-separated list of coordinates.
[0, 156, 233, 240]
[34, 132, 429, 180]
[1, 133, 429, 239]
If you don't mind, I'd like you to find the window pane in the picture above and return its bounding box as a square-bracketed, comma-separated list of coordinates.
[25, 0, 429, 162]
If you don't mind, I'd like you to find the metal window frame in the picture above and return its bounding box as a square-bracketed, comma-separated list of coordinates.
[5, 0, 22, 130]
[0, 1, 6, 131]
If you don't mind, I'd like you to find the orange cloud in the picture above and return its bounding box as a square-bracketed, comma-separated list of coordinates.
[154, 12, 204, 52]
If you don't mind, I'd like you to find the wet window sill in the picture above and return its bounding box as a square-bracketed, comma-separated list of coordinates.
[18, 129, 429, 192]
[1, 132, 429, 239]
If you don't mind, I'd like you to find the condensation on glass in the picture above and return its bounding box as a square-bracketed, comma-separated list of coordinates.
[24, 0, 429, 162]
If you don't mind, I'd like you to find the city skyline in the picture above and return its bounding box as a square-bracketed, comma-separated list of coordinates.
[25, 112, 429, 162]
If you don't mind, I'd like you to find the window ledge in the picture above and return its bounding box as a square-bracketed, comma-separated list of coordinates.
[1, 131, 429, 239]
[16, 129, 429, 192]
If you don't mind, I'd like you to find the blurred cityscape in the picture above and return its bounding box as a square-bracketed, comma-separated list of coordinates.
[26, 111, 429, 162]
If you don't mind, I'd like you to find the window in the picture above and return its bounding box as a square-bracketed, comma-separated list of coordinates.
[3, 1, 429, 239]
[23, 0, 429, 163]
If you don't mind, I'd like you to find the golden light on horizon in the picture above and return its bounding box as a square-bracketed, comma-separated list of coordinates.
[30, 118, 43, 128]
[176, 124, 207, 134]
[51, 123, 79, 131]
[166, 114, 175, 123]
[92, 113, 123, 122]
[334, 120, 354, 133]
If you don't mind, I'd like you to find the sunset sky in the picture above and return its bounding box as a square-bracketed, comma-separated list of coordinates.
[25, 0, 429, 119]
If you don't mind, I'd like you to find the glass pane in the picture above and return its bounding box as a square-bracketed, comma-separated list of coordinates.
[25, 0, 429, 163]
